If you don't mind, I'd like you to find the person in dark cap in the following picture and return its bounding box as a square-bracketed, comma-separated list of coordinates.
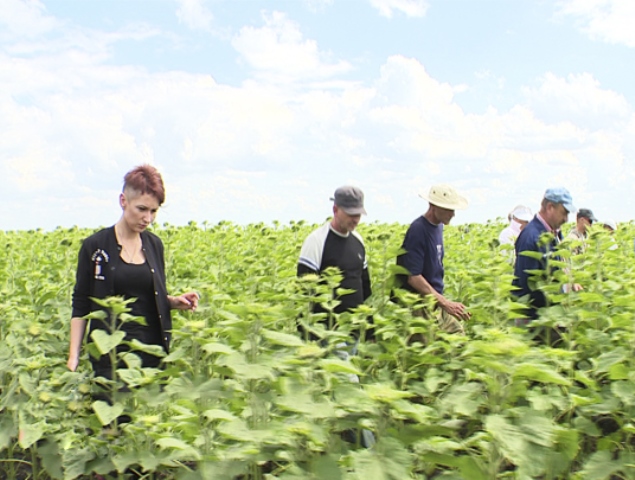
[512, 187, 582, 330]
[566, 208, 597, 254]
[394, 184, 470, 335]
[297, 185, 371, 332]
[297, 186, 374, 448]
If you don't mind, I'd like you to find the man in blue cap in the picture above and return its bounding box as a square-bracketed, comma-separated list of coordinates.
[512, 187, 582, 327]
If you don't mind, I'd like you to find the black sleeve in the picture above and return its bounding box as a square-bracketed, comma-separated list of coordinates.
[362, 267, 371, 301]
[157, 236, 167, 291]
[297, 263, 318, 277]
[71, 239, 92, 318]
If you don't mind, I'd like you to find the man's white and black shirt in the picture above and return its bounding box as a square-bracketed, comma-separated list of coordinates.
[297, 222, 371, 314]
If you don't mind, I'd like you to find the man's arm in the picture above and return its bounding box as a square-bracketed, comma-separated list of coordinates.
[297, 263, 318, 276]
[407, 274, 470, 321]
[513, 231, 550, 311]
[361, 267, 371, 301]
[297, 227, 324, 277]
[513, 249, 540, 293]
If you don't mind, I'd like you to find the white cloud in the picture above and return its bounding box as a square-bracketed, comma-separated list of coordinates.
[346, 55, 634, 220]
[1, 5, 635, 229]
[175, 0, 214, 31]
[231, 11, 352, 83]
[557, 0, 635, 47]
[303, 0, 334, 13]
[369, 0, 430, 18]
[4, 154, 74, 192]
[0, 0, 59, 39]
[522, 72, 631, 129]
[368, 56, 487, 159]
[474, 69, 506, 89]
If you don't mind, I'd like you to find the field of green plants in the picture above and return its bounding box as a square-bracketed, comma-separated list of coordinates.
[1, 219, 635, 479]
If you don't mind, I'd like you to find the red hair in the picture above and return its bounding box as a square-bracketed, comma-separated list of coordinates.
[123, 164, 166, 205]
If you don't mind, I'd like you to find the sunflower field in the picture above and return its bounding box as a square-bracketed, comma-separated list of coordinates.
[1, 219, 634, 479]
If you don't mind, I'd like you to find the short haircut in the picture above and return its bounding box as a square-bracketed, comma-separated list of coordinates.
[123, 164, 166, 205]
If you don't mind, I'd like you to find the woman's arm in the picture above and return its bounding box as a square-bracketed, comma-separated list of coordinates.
[67, 317, 87, 371]
[68, 239, 93, 371]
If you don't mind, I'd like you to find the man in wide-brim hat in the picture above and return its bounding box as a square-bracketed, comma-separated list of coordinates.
[395, 184, 471, 335]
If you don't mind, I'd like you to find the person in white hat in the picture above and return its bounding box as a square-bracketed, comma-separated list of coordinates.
[601, 219, 618, 250]
[602, 219, 617, 233]
[395, 184, 470, 334]
[499, 205, 533, 246]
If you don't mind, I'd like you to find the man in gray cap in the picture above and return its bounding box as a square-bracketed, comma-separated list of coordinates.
[297, 185, 371, 331]
[566, 208, 597, 254]
[297, 186, 374, 448]
[395, 184, 470, 335]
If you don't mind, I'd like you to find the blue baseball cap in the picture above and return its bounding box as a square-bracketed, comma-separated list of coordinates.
[544, 187, 576, 213]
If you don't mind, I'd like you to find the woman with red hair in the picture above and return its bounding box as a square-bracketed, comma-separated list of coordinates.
[67, 165, 198, 384]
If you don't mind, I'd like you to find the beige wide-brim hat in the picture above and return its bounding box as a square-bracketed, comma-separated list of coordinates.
[419, 184, 468, 210]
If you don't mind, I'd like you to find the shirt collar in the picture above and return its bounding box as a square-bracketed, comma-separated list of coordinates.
[537, 212, 558, 234]
[329, 223, 350, 238]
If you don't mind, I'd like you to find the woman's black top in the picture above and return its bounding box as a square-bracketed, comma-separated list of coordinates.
[114, 260, 162, 347]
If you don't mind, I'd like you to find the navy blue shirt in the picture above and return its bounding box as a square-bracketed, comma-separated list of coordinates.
[512, 216, 562, 319]
[396, 216, 445, 294]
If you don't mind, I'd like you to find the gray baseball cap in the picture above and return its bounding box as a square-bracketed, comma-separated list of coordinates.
[577, 208, 597, 223]
[330, 186, 367, 215]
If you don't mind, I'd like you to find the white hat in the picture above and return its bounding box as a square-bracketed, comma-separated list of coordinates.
[419, 184, 468, 210]
[511, 205, 533, 222]
[602, 219, 617, 231]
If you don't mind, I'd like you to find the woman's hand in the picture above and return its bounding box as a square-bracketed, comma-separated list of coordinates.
[169, 292, 199, 311]
[67, 355, 79, 372]
[68, 317, 87, 372]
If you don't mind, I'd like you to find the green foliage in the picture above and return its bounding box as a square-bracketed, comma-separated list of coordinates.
[1, 221, 634, 478]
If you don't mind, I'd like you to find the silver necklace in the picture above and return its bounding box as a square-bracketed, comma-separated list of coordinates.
[117, 228, 142, 263]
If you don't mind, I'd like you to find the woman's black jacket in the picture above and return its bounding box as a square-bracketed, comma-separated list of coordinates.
[71, 226, 173, 352]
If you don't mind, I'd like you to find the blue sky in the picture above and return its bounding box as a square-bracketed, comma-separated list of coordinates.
[2, 0, 635, 230]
